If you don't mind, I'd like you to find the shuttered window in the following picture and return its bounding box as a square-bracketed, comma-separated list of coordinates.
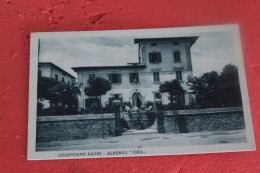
[109, 74, 121, 84]
[148, 52, 161, 63]
[129, 73, 139, 83]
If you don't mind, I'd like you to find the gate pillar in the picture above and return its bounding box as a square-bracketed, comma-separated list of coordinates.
[113, 97, 122, 136]
[154, 99, 165, 133]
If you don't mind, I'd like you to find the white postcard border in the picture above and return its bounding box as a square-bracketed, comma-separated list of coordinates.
[27, 24, 255, 160]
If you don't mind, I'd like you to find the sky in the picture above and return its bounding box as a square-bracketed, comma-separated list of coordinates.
[39, 31, 236, 78]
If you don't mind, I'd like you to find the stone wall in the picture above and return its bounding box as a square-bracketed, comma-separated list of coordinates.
[163, 107, 245, 133]
[36, 107, 246, 142]
[37, 114, 115, 142]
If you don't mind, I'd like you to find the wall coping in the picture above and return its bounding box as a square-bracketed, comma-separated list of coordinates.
[37, 107, 243, 122]
[37, 113, 115, 122]
[163, 107, 243, 116]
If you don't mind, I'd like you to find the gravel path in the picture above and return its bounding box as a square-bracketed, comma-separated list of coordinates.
[36, 129, 247, 152]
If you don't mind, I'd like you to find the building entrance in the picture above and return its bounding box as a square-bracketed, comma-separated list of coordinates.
[132, 92, 142, 108]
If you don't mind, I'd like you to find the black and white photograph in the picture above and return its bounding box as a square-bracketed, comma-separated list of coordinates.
[27, 24, 255, 160]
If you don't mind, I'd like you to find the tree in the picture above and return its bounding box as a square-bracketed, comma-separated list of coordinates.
[49, 82, 80, 108]
[37, 72, 80, 115]
[219, 64, 242, 106]
[187, 71, 220, 108]
[187, 64, 242, 108]
[159, 79, 185, 109]
[84, 76, 111, 112]
[37, 75, 60, 104]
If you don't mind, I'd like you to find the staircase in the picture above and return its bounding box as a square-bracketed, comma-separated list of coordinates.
[123, 119, 158, 135]
[149, 118, 157, 130]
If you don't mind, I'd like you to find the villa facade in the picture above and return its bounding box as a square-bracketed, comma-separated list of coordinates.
[72, 37, 198, 110]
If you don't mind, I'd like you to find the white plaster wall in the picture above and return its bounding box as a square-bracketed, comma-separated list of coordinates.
[77, 71, 191, 110]
[51, 66, 74, 84]
[39, 64, 75, 83]
[39, 65, 51, 77]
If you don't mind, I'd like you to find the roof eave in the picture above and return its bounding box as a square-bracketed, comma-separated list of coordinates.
[134, 36, 199, 47]
[72, 65, 146, 72]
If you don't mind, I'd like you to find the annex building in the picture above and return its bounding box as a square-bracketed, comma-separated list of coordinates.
[39, 62, 76, 84]
[72, 36, 198, 111]
[38, 62, 76, 108]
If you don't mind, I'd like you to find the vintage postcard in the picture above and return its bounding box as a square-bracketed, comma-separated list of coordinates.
[27, 24, 255, 160]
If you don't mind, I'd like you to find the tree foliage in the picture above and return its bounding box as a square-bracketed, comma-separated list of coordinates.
[37, 74, 80, 107]
[49, 82, 80, 106]
[187, 71, 220, 107]
[159, 79, 185, 109]
[84, 76, 112, 98]
[37, 75, 59, 102]
[84, 76, 112, 111]
[219, 64, 242, 106]
[187, 64, 242, 108]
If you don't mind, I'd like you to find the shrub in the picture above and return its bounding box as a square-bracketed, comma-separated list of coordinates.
[145, 101, 154, 108]
[122, 101, 132, 112]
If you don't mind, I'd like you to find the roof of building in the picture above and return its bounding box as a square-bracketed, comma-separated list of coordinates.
[134, 36, 199, 46]
[39, 62, 76, 79]
[72, 64, 146, 72]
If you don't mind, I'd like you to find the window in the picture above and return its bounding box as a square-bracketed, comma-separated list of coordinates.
[173, 42, 179, 45]
[62, 77, 65, 82]
[89, 74, 95, 78]
[68, 80, 70, 84]
[154, 93, 162, 100]
[109, 73, 121, 84]
[176, 71, 183, 81]
[153, 72, 160, 82]
[55, 74, 58, 81]
[174, 51, 181, 63]
[129, 73, 139, 83]
[151, 43, 157, 46]
[149, 52, 161, 63]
